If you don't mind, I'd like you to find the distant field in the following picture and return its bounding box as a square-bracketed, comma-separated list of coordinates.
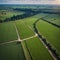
[0, 42, 26, 60]
[23, 13, 47, 28]
[37, 20, 60, 55]
[0, 22, 18, 43]
[43, 14, 60, 26]
[25, 37, 53, 60]
[51, 19, 60, 26]
[0, 10, 24, 20]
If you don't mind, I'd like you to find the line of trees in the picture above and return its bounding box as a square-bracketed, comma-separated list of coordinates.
[0, 8, 60, 23]
[0, 9, 39, 23]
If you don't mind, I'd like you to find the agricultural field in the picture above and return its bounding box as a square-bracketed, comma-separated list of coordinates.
[22, 13, 47, 28]
[0, 10, 24, 20]
[37, 20, 60, 55]
[0, 42, 26, 60]
[25, 37, 53, 60]
[43, 14, 60, 26]
[15, 20, 35, 39]
[0, 4, 60, 60]
[15, 14, 53, 60]
[0, 21, 18, 43]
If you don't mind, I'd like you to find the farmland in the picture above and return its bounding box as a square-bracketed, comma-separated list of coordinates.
[0, 42, 26, 60]
[0, 22, 18, 43]
[42, 14, 60, 26]
[37, 19, 60, 55]
[0, 4, 60, 60]
[25, 37, 53, 60]
[0, 10, 24, 21]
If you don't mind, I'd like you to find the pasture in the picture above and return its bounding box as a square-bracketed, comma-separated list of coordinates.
[0, 4, 60, 60]
[43, 14, 60, 26]
[0, 10, 24, 20]
[37, 20, 60, 55]
[15, 20, 35, 39]
[15, 14, 54, 60]
[0, 22, 18, 43]
[0, 42, 26, 60]
[25, 37, 53, 60]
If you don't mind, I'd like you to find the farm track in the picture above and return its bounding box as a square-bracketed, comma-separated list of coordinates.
[0, 34, 37, 45]
[0, 23, 37, 60]
[0, 40, 18, 45]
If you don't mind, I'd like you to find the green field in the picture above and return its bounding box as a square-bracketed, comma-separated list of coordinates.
[22, 13, 47, 29]
[15, 20, 35, 39]
[43, 14, 60, 26]
[15, 14, 53, 60]
[51, 19, 60, 26]
[0, 10, 24, 20]
[25, 37, 53, 60]
[37, 20, 60, 55]
[0, 42, 26, 60]
[0, 22, 18, 43]
[0, 5, 60, 60]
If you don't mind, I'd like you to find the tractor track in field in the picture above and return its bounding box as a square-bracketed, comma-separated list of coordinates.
[0, 22, 38, 45]
[0, 34, 37, 45]
[0, 40, 18, 45]
[0, 22, 38, 60]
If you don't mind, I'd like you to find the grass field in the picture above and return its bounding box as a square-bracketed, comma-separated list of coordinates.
[0, 22, 18, 43]
[37, 20, 60, 55]
[15, 20, 35, 39]
[0, 42, 26, 60]
[43, 14, 60, 26]
[0, 5, 60, 60]
[25, 37, 53, 60]
[51, 19, 60, 26]
[15, 13, 53, 60]
[0, 10, 24, 20]
[22, 13, 47, 29]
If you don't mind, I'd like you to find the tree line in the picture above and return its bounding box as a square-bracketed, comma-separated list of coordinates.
[0, 9, 40, 23]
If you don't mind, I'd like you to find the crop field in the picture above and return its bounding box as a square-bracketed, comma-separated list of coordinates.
[37, 20, 60, 55]
[0, 5, 60, 60]
[15, 20, 35, 39]
[43, 14, 60, 26]
[0, 10, 24, 20]
[15, 14, 54, 60]
[25, 37, 53, 60]
[0, 22, 18, 43]
[52, 20, 60, 26]
[22, 13, 47, 28]
[0, 42, 26, 60]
